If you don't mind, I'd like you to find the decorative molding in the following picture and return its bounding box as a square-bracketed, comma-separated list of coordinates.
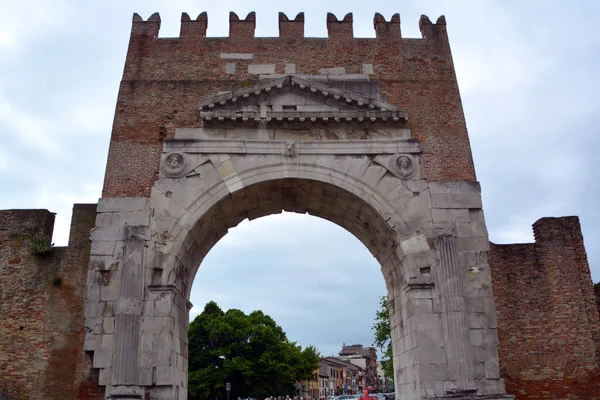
[148, 284, 180, 293]
[404, 282, 434, 293]
[198, 75, 401, 113]
[164, 139, 420, 156]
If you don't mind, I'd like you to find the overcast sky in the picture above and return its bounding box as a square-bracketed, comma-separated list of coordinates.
[1, 1, 599, 358]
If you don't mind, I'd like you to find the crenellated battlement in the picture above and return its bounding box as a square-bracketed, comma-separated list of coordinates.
[180, 12, 207, 37]
[130, 11, 447, 40]
[374, 13, 401, 39]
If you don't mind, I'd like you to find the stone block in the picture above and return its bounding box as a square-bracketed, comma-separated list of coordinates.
[151, 350, 172, 367]
[111, 211, 149, 226]
[99, 367, 112, 386]
[412, 298, 433, 314]
[87, 284, 101, 302]
[410, 313, 441, 332]
[225, 63, 236, 74]
[101, 284, 121, 301]
[163, 317, 175, 334]
[84, 333, 101, 351]
[481, 328, 500, 347]
[428, 181, 481, 194]
[363, 63, 374, 75]
[463, 267, 494, 299]
[155, 333, 173, 353]
[431, 208, 470, 225]
[220, 53, 253, 59]
[473, 361, 485, 380]
[97, 197, 148, 213]
[92, 350, 113, 368]
[285, 63, 296, 74]
[419, 346, 447, 365]
[101, 334, 115, 351]
[319, 67, 346, 74]
[484, 358, 500, 379]
[85, 316, 102, 334]
[248, 64, 276, 74]
[115, 298, 143, 315]
[420, 363, 448, 382]
[154, 296, 174, 317]
[142, 317, 163, 333]
[85, 301, 106, 320]
[155, 366, 174, 385]
[470, 329, 483, 347]
[103, 317, 115, 334]
[456, 236, 490, 252]
[468, 312, 497, 329]
[95, 212, 112, 226]
[89, 255, 121, 271]
[139, 367, 153, 386]
[469, 209, 488, 236]
[141, 332, 154, 352]
[478, 378, 506, 395]
[400, 234, 430, 256]
[431, 193, 482, 209]
[90, 226, 125, 242]
[90, 240, 117, 256]
[465, 297, 496, 314]
[423, 381, 445, 398]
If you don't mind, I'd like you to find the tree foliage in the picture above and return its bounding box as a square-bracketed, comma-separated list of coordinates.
[188, 301, 320, 400]
[372, 296, 394, 390]
[594, 281, 599, 297]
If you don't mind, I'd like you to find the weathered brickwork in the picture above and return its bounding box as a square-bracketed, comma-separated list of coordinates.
[490, 217, 600, 399]
[102, 12, 476, 198]
[0, 206, 104, 400]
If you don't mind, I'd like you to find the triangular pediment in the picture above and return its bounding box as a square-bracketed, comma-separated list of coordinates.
[198, 76, 407, 124]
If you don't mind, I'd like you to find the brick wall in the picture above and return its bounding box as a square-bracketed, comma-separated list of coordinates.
[102, 12, 476, 198]
[490, 216, 600, 399]
[0, 206, 104, 400]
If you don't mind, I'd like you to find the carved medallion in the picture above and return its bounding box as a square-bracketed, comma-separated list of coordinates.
[389, 154, 417, 180]
[163, 152, 188, 178]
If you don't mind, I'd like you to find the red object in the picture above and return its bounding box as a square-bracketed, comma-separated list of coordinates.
[359, 387, 378, 400]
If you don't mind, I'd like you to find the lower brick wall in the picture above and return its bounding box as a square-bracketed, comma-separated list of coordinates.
[490, 216, 600, 399]
[501, 354, 600, 399]
[0, 206, 104, 400]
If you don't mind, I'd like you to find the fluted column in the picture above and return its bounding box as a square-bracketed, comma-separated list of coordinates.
[436, 234, 475, 392]
[113, 225, 146, 386]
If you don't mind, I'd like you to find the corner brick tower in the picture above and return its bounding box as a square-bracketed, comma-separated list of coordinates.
[87, 11, 511, 400]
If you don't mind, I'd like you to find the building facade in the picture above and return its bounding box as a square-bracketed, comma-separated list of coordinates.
[339, 345, 378, 388]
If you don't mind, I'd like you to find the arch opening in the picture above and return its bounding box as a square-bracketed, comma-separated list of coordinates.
[174, 178, 402, 301]
[188, 211, 389, 397]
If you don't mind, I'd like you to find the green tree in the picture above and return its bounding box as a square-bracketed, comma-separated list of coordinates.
[372, 296, 394, 391]
[594, 281, 599, 297]
[188, 301, 320, 400]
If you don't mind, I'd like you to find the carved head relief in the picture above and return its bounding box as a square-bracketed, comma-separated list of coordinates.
[389, 154, 417, 180]
[282, 140, 297, 157]
[163, 152, 188, 178]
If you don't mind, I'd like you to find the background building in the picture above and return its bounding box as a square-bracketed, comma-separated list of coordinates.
[338, 345, 378, 388]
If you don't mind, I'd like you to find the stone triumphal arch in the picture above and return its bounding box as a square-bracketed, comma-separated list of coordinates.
[83, 12, 514, 400]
